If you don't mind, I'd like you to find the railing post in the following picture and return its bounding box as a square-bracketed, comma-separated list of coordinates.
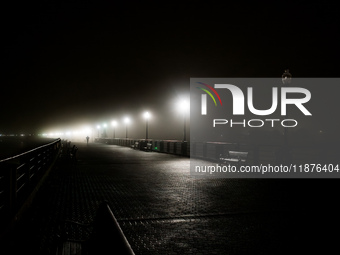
[24, 155, 31, 194]
[0, 138, 61, 234]
[9, 164, 17, 217]
[1, 165, 12, 222]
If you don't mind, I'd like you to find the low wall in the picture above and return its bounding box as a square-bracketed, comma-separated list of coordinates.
[94, 138, 338, 166]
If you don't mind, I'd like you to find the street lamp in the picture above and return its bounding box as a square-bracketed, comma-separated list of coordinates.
[103, 123, 107, 138]
[282, 69, 292, 85]
[143, 112, 151, 140]
[124, 117, 130, 139]
[282, 69, 292, 146]
[178, 99, 190, 142]
[280, 69, 293, 165]
[111, 120, 117, 139]
[96, 125, 100, 137]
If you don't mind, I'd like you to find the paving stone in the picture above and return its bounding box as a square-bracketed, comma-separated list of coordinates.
[2, 142, 340, 254]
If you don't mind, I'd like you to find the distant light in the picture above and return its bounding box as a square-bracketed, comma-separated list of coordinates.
[84, 128, 91, 134]
[103, 123, 107, 128]
[282, 69, 292, 85]
[97, 125, 101, 129]
[112, 120, 117, 127]
[177, 98, 190, 114]
[143, 111, 151, 119]
[124, 117, 130, 124]
[154, 146, 158, 150]
[179, 99, 189, 110]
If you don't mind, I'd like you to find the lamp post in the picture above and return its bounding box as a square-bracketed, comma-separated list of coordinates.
[280, 69, 292, 164]
[282, 69, 292, 84]
[178, 99, 189, 142]
[143, 112, 150, 141]
[183, 113, 187, 142]
[282, 69, 292, 146]
[124, 117, 130, 139]
[103, 123, 107, 138]
[96, 125, 100, 137]
[111, 120, 117, 139]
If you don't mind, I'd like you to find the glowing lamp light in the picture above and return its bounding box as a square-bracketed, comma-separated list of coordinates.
[123, 117, 130, 139]
[282, 69, 292, 85]
[143, 111, 151, 140]
[143, 111, 151, 119]
[83, 128, 91, 134]
[124, 117, 130, 124]
[177, 98, 189, 142]
[180, 99, 189, 109]
[177, 98, 190, 114]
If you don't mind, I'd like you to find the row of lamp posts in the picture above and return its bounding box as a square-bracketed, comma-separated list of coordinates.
[95, 109, 188, 142]
[95, 70, 289, 144]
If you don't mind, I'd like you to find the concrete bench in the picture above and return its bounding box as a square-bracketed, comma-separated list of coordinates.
[220, 151, 248, 166]
[131, 142, 139, 149]
[70, 145, 78, 161]
[142, 142, 152, 151]
[56, 202, 135, 255]
[59, 142, 77, 164]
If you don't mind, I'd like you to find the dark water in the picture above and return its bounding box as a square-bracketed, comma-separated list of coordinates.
[0, 136, 57, 160]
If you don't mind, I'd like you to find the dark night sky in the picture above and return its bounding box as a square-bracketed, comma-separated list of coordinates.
[1, 2, 339, 139]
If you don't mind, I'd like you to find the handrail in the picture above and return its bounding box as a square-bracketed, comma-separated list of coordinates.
[0, 138, 61, 163]
[0, 138, 62, 237]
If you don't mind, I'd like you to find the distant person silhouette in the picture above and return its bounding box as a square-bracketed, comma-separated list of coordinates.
[86, 136, 90, 144]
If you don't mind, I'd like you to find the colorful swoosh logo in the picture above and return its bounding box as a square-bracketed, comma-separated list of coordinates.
[196, 82, 222, 106]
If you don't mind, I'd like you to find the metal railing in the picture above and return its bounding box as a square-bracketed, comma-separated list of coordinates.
[0, 138, 61, 233]
[95, 138, 190, 156]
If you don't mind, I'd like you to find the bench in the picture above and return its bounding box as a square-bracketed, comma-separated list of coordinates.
[131, 142, 139, 149]
[69, 145, 78, 162]
[142, 142, 152, 151]
[59, 141, 77, 163]
[219, 151, 248, 166]
[131, 142, 152, 152]
[56, 202, 135, 255]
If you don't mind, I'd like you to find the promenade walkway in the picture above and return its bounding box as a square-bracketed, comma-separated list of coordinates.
[2, 142, 339, 254]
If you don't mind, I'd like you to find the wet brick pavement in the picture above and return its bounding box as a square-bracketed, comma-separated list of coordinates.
[2, 142, 340, 254]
